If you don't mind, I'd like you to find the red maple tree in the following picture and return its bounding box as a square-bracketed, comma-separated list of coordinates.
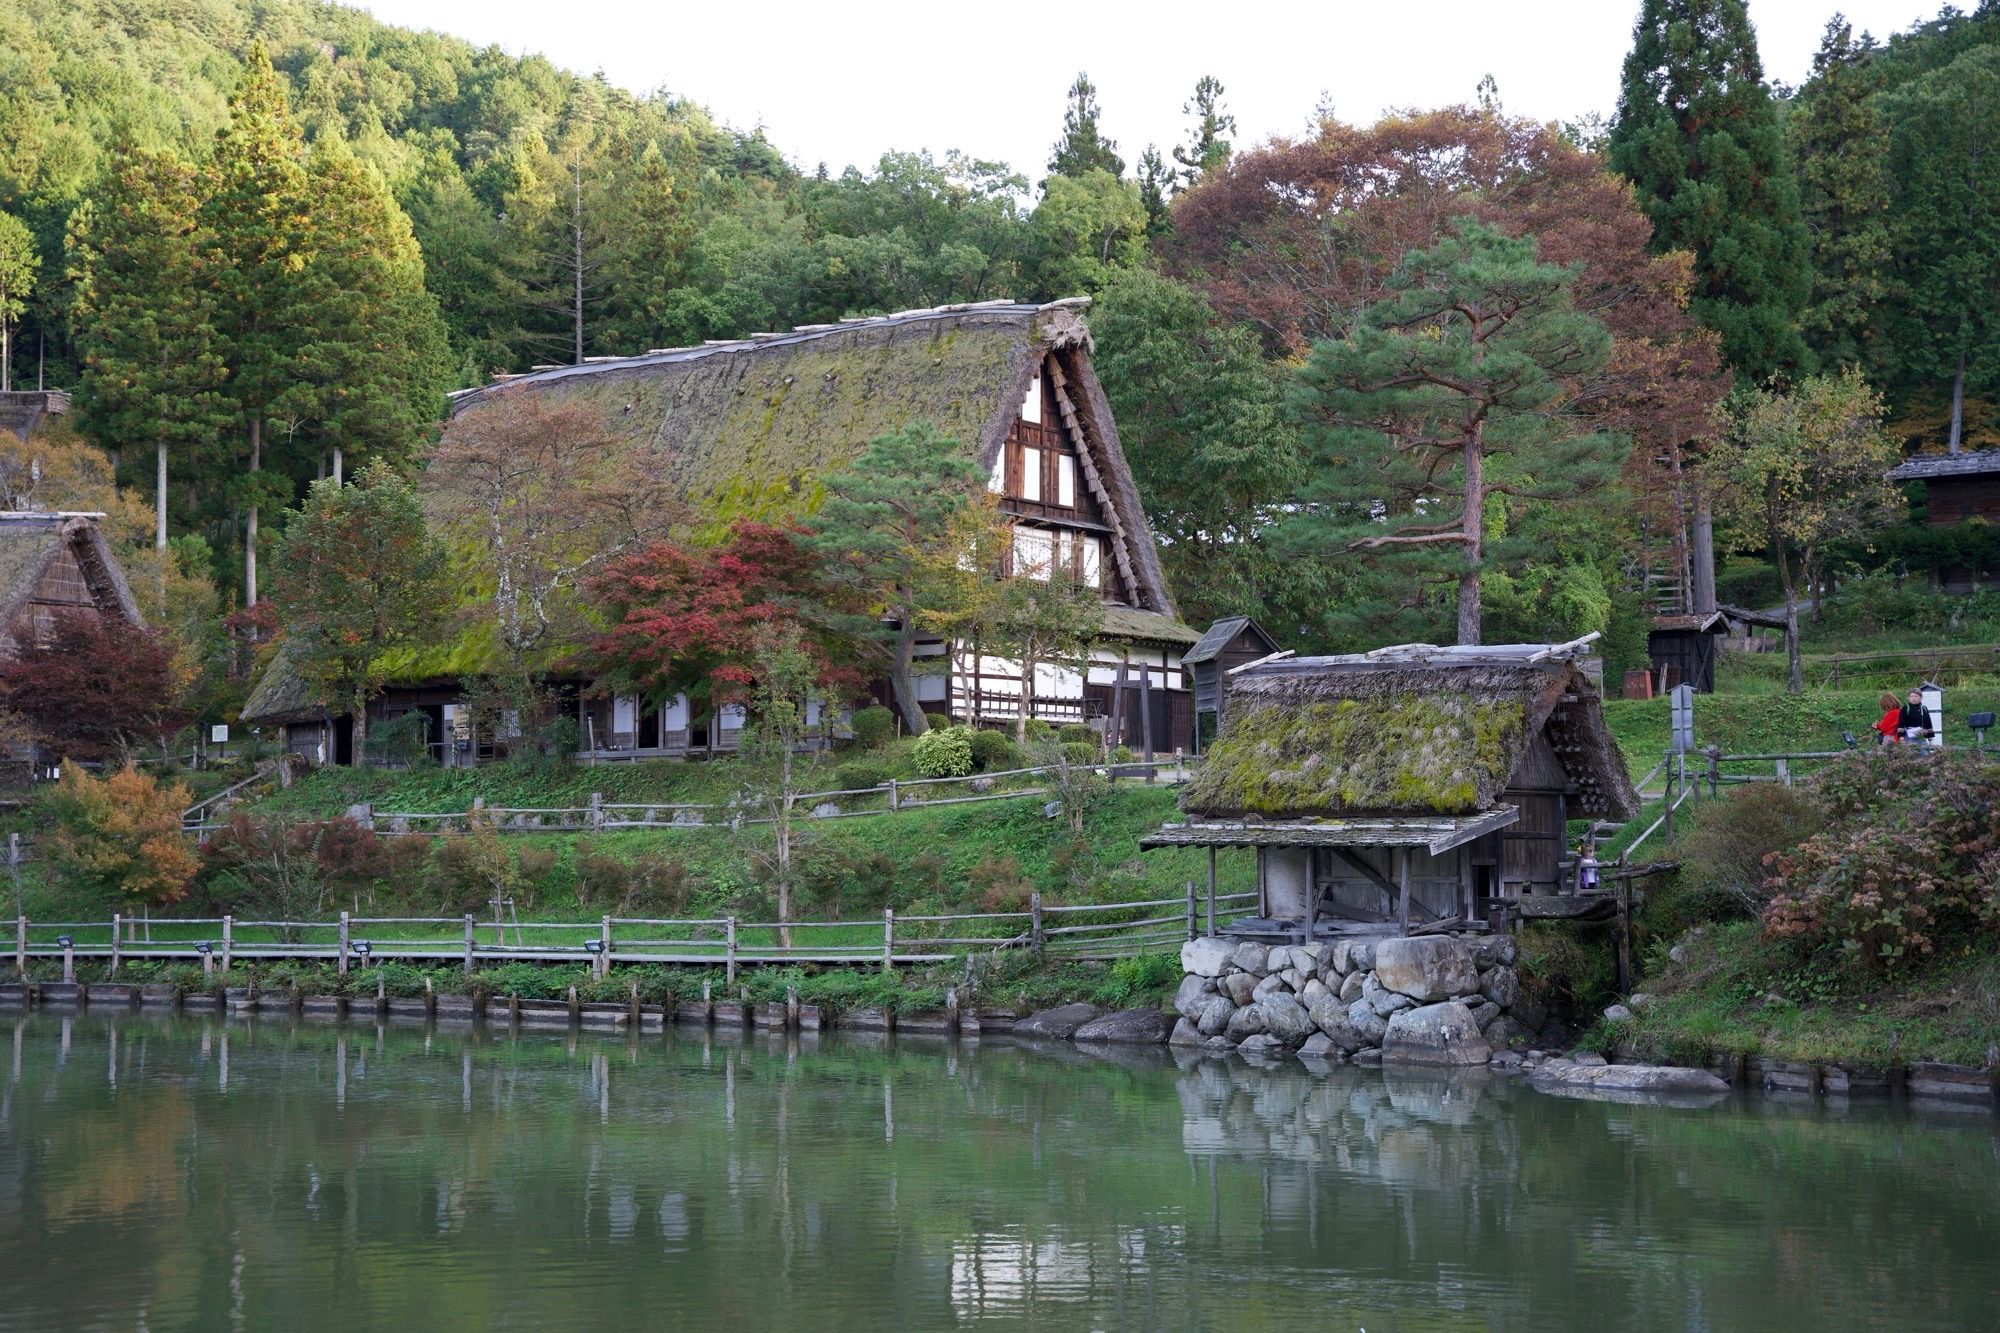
[0, 611, 189, 759]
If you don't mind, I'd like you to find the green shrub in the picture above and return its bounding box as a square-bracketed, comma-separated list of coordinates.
[1516, 924, 1617, 1016]
[1057, 723, 1095, 745]
[1023, 718, 1055, 743]
[969, 853, 1032, 911]
[1097, 953, 1180, 1007]
[834, 758, 892, 793]
[1060, 741, 1097, 766]
[1664, 784, 1824, 930]
[922, 712, 951, 733]
[1109, 745, 1134, 763]
[967, 728, 1018, 772]
[849, 706, 896, 749]
[913, 725, 974, 778]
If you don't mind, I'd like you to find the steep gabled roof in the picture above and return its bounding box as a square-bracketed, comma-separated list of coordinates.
[1886, 449, 2000, 481]
[0, 512, 142, 650]
[1178, 644, 1638, 822]
[1182, 615, 1278, 666]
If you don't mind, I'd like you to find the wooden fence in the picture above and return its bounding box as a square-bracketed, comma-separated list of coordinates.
[9, 884, 1260, 985]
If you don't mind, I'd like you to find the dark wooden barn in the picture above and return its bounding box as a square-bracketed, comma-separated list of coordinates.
[1141, 640, 1640, 939]
[1886, 449, 2000, 591]
[1646, 606, 1789, 694]
[1181, 617, 1280, 755]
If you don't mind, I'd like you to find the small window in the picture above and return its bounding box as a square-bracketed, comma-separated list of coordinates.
[1020, 445, 1042, 502]
[1057, 454, 1076, 507]
[1012, 526, 1054, 579]
[1080, 536, 1101, 588]
[1021, 376, 1042, 424]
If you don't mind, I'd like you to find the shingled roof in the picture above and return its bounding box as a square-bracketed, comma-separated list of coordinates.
[1886, 449, 2000, 481]
[1177, 644, 1639, 822]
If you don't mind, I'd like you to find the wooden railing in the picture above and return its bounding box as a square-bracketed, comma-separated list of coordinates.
[8, 885, 1261, 982]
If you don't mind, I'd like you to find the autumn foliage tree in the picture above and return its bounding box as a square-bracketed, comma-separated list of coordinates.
[0, 613, 188, 760]
[46, 763, 201, 907]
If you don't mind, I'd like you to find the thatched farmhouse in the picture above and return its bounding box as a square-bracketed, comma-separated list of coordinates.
[0, 511, 142, 659]
[1142, 641, 1640, 939]
[242, 299, 1198, 764]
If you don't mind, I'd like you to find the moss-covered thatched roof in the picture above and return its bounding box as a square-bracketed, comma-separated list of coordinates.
[1180, 650, 1639, 821]
[243, 300, 1191, 724]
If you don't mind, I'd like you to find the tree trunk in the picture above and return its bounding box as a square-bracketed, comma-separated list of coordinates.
[1784, 596, 1803, 695]
[1015, 647, 1034, 744]
[1, 313, 9, 392]
[889, 618, 927, 734]
[1948, 348, 1965, 455]
[332, 445, 343, 487]
[1457, 432, 1484, 646]
[776, 749, 794, 950]
[155, 438, 169, 551]
[1691, 482, 1717, 615]
[245, 417, 261, 607]
[350, 702, 367, 769]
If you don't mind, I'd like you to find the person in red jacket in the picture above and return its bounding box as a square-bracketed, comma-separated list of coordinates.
[1873, 692, 1902, 745]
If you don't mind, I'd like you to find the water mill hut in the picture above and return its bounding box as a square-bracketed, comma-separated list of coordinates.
[1141, 637, 1640, 940]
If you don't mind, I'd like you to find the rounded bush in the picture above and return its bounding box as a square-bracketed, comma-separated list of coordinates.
[1057, 723, 1095, 745]
[834, 758, 892, 793]
[913, 725, 975, 778]
[1023, 718, 1055, 743]
[1060, 741, 1097, 766]
[967, 728, 1017, 772]
[922, 712, 952, 734]
[849, 706, 896, 749]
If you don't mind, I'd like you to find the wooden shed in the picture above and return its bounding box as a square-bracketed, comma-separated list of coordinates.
[1181, 616, 1279, 755]
[1141, 640, 1640, 939]
[1886, 450, 2000, 591]
[1646, 605, 1789, 694]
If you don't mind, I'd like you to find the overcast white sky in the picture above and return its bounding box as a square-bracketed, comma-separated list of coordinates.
[359, 1, 1944, 177]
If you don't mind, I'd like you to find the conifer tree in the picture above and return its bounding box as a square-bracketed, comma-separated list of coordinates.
[200, 42, 315, 606]
[1173, 76, 1236, 186]
[1789, 16, 1893, 375]
[287, 135, 453, 481]
[1136, 146, 1174, 237]
[1608, 0, 1812, 382]
[0, 210, 35, 394]
[1047, 73, 1124, 181]
[67, 139, 229, 551]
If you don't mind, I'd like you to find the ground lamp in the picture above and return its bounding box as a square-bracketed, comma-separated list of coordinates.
[195, 940, 213, 975]
[352, 940, 372, 967]
[584, 937, 604, 978]
[1971, 711, 1995, 753]
[56, 935, 73, 984]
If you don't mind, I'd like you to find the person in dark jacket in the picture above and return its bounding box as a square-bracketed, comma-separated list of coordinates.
[1897, 688, 1936, 742]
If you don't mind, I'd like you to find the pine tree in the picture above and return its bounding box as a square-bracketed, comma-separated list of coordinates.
[1172, 75, 1236, 186]
[287, 135, 453, 481]
[0, 210, 35, 394]
[1047, 73, 1124, 181]
[67, 139, 229, 551]
[1608, 0, 1812, 382]
[1790, 16, 1894, 375]
[200, 42, 315, 606]
[1136, 146, 1174, 237]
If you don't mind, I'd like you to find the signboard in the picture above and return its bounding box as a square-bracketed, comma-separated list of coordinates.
[1669, 684, 1695, 754]
[210, 724, 229, 745]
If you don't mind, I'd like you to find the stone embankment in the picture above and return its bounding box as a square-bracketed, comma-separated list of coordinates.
[1169, 934, 1544, 1068]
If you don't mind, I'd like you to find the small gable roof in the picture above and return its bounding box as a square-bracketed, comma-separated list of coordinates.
[1178, 642, 1638, 822]
[0, 512, 142, 638]
[1886, 449, 2000, 482]
[1182, 615, 1277, 666]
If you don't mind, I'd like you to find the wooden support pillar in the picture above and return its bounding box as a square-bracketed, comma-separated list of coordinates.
[725, 917, 738, 989]
[463, 914, 476, 975]
[1206, 848, 1217, 937]
[1138, 650, 1155, 781]
[881, 908, 895, 973]
[338, 911, 350, 976]
[1030, 891, 1045, 960]
[110, 913, 121, 975]
[1396, 848, 1411, 937]
[1185, 881, 1197, 941]
[221, 916, 233, 973]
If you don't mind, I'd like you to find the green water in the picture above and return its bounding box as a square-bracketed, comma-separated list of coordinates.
[1, 1014, 1995, 1331]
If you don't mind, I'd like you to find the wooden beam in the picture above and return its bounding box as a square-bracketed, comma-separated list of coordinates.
[1329, 847, 1395, 896]
[1396, 848, 1410, 936]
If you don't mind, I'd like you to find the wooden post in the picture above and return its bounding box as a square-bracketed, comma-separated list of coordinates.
[375, 970, 386, 1017]
[6, 834, 21, 920]
[1664, 762, 1677, 845]
[600, 915, 612, 978]
[1185, 881, 1197, 941]
[1138, 651, 1155, 782]
[338, 911, 350, 976]
[724, 917, 737, 989]
[62, 935, 74, 984]
[110, 913, 121, 975]
[1029, 892, 1044, 961]
[221, 915, 233, 973]
[1706, 746, 1721, 798]
[945, 985, 959, 1033]
[1206, 848, 1217, 937]
[14, 914, 24, 978]
[1616, 864, 1633, 994]
[1396, 848, 1411, 937]
[463, 914, 476, 975]
[589, 791, 604, 831]
[885, 778, 898, 811]
[630, 981, 642, 1029]
[786, 985, 799, 1030]
[882, 908, 895, 973]
[1776, 757, 1791, 788]
[567, 984, 580, 1024]
[424, 976, 436, 1020]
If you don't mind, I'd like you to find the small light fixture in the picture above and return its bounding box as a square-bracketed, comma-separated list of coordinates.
[583, 939, 603, 955]
[194, 941, 212, 956]
[55, 935, 72, 949]
[1841, 731, 1860, 750]
[352, 940, 372, 961]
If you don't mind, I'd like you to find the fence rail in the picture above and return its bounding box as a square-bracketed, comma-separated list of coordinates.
[9, 887, 1263, 984]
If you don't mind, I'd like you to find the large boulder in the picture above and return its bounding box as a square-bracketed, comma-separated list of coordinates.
[1347, 941, 1377, 972]
[1345, 999, 1389, 1045]
[1299, 1032, 1339, 1061]
[1181, 937, 1236, 978]
[1225, 1004, 1267, 1043]
[1174, 974, 1216, 1020]
[1074, 1008, 1174, 1044]
[1168, 1017, 1203, 1047]
[1338, 971, 1366, 1004]
[1530, 1058, 1729, 1097]
[1309, 995, 1371, 1054]
[1014, 1003, 1106, 1040]
[1483, 1015, 1532, 1049]
[1195, 995, 1237, 1037]
[1257, 994, 1316, 1046]
[1469, 935, 1519, 969]
[1381, 1002, 1492, 1066]
[1236, 1033, 1286, 1057]
[1223, 972, 1261, 1006]
[1374, 936, 1480, 1002]
[1480, 965, 1522, 1010]
[1229, 942, 1270, 976]
[1299, 977, 1331, 1009]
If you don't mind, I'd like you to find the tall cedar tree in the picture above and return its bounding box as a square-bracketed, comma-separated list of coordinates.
[1789, 17, 1894, 376]
[1607, 0, 1812, 383]
[1880, 45, 2000, 452]
[268, 464, 447, 763]
[1290, 220, 1618, 646]
[286, 136, 453, 480]
[0, 613, 188, 760]
[200, 42, 315, 607]
[580, 521, 862, 720]
[66, 140, 229, 551]
[1173, 76, 1236, 186]
[0, 210, 33, 393]
[808, 423, 989, 735]
[1047, 73, 1125, 181]
[1088, 269, 1300, 626]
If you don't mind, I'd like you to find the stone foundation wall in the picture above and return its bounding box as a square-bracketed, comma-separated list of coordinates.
[1173, 934, 1551, 1067]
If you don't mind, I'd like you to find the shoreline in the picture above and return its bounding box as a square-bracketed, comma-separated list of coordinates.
[7, 979, 1996, 1112]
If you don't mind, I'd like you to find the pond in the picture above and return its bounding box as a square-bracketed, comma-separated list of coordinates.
[1, 1013, 1995, 1331]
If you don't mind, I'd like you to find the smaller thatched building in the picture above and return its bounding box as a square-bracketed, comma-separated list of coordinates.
[0, 511, 141, 658]
[1141, 639, 1639, 939]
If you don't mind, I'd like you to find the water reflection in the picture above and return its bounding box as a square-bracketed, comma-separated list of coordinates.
[0, 1011, 1994, 1332]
